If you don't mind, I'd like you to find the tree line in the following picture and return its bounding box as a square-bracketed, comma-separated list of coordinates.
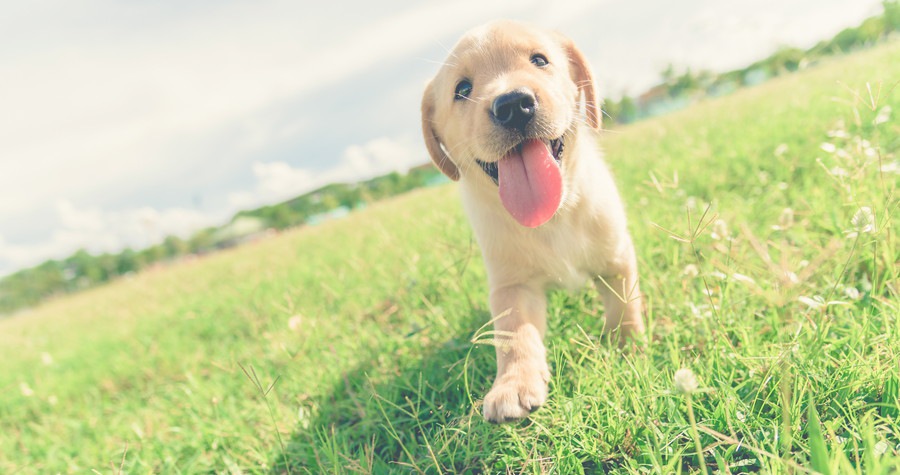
[602, 0, 900, 124]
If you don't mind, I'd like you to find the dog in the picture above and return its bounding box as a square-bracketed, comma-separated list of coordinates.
[420, 20, 644, 423]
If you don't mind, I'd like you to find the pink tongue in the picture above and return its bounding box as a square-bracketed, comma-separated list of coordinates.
[498, 139, 562, 228]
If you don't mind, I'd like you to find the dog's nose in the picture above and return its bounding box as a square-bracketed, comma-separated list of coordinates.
[491, 89, 536, 131]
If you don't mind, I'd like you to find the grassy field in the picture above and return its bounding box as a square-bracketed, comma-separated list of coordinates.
[2, 41, 898, 474]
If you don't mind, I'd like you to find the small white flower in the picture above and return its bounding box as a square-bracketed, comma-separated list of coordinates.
[844, 287, 860, 300]
[757, 171, 770, 184]
[784, 271, 800, 284]
[773, 207, 794, 230]
[850, 207, 875, 234]
[287, 315, 303, 331]
[736, 410, 746, 422]
[874, 440, 889, 455]
[20, 382, 34, 397]
[827, 129, 849, 139]
[674, 368, 699, 394]
[710, 270, 727, 280]
[686, 196, 698, 211]
[41, 353, 53, 365]
[874, 105, 891, 126]
[799, 296, 825, 309]
[860, 274, 873, 292]
[820, 142, 836, 153]
[682, 264, 699, 278]
[880, 161, 900, 174]
[774, 143, 789, 157]
[829, 166, 848, 178]
[711, 219, 730, 240]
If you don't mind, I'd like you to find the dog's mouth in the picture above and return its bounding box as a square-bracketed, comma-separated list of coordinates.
[476, 136, 564, 185]
[474, 135, 566, 228]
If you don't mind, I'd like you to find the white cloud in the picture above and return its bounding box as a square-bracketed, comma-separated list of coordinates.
[228, 135, 424, 211]
[0, 201, 220, 275]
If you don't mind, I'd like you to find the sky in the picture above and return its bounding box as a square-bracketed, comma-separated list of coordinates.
[0, 0, 884, 276]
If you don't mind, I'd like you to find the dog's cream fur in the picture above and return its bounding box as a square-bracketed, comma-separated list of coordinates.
[421, 20, 644, 422]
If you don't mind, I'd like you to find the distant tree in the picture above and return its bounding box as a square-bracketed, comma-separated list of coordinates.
[617, 96, 638, 124]
[885, 0, 900, 31]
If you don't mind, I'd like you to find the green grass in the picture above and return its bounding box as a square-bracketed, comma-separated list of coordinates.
[2, 42, 898, 474]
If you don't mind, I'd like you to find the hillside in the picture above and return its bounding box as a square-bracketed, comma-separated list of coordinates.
[1, 41, 898, 473]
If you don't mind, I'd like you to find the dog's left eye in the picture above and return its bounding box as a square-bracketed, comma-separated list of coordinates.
[530, 54, 549, 67]
[454, 80, 473, 100]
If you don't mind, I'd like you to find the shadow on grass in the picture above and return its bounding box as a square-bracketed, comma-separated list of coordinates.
[269, 312, 504, 474]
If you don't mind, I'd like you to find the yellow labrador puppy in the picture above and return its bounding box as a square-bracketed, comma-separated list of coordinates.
[421, 20, 644, 423]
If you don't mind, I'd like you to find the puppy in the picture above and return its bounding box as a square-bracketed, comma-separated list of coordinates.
[421, 20, 644, 423]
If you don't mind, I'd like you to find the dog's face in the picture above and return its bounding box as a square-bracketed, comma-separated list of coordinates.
[421, 20, 599, 227]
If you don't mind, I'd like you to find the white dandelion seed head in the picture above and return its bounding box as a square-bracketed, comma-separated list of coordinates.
[674, 368, 699, 394]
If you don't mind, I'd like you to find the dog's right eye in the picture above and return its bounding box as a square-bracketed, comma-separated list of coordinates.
[454, 80, 472, 101]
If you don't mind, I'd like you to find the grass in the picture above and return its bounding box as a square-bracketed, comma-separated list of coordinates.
[1, 41, 898, 474]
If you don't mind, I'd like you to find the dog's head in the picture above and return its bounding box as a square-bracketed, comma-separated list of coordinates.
[421, 20, 599, 228]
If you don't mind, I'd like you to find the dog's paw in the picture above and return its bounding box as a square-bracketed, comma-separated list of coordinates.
[482, 363, 550, 423]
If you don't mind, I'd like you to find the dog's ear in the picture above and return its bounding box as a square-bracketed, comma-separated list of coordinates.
[560, 36, 600, 129]
[421, 80, 460, 181]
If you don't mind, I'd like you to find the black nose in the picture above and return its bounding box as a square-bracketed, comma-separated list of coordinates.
[491, 89, 536, 131]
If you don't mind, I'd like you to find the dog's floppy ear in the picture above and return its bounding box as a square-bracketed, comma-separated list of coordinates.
[421, 81, 460, 181]
[560, 36, 600, 129]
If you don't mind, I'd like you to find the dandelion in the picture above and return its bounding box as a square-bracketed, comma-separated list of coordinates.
[287, 315, 303, 331]
[874, 105, 891, 125]
[711, 219, 729, 240]
[820, 142, 836, 153]
[20, 382, 34, 397]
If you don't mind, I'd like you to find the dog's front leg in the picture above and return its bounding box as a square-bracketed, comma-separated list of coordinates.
[482, 284, 551, 422]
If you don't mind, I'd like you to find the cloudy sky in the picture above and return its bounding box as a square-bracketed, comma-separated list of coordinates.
[0, 0, 883, 276]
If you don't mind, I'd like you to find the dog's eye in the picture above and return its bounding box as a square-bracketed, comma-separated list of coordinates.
[530, 54, 549, 68]
[454, 80, 472, 100]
